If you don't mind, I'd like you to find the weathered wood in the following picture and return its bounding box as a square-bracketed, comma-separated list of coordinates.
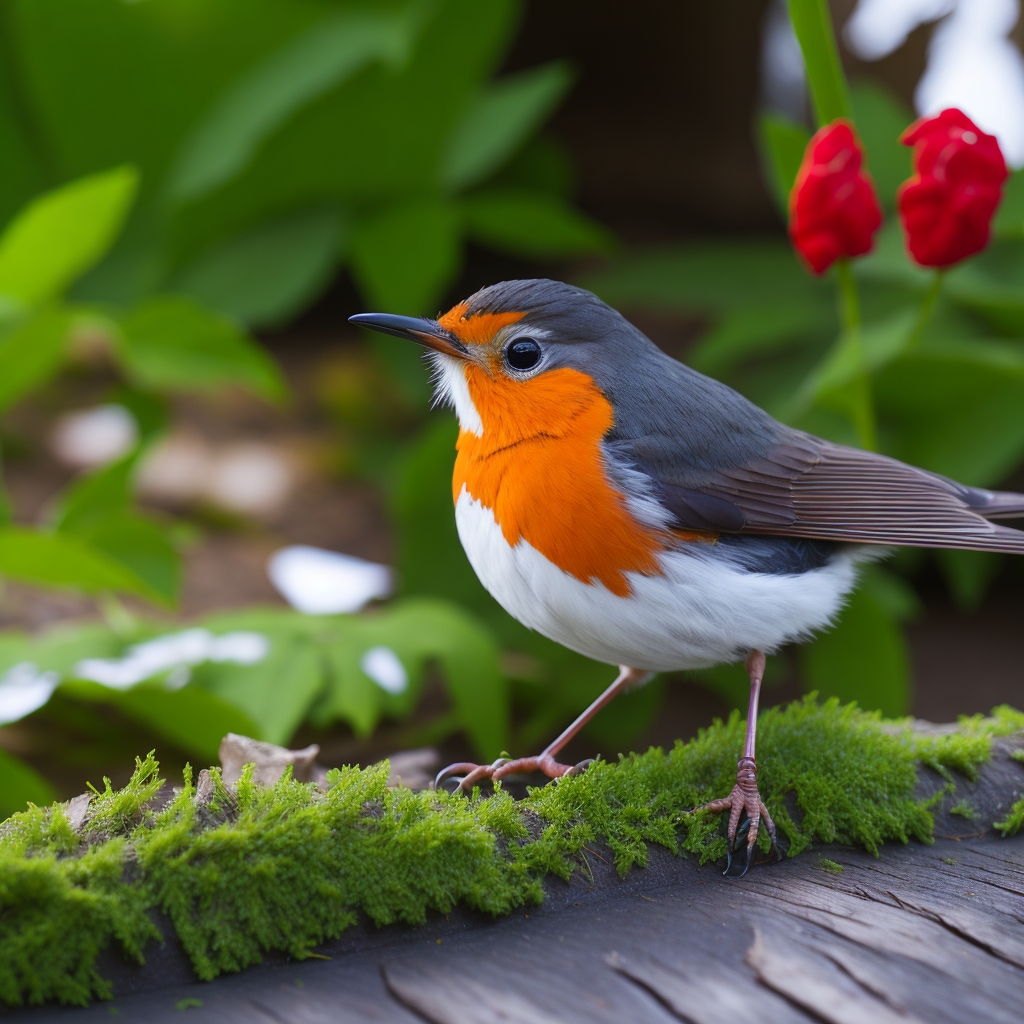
[7, 732, 1024, 1023]
[11, 835, 1022, 1024]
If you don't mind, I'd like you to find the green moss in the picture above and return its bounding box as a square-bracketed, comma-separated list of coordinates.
[818, 857, 844, 874]
[1, 697, 1019, 1008]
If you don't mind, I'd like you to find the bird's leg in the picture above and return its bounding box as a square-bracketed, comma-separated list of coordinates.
[695, 650, 781, 875]
[435, 665, 653, 792]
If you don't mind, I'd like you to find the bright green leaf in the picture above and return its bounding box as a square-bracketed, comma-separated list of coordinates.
[167, 6, 426, 203]
[53, 457, 134, 534]
[0, 748, 56, 820]
[440, 62, 572, 192]
[462, 188, 612, 258]
[757, 113, 810, 215]
[0, 166, 138, 308]
[116, 295, 286, 400]
[0, 307, 73, 413]
[801, 583, 910, 717]
[0, 526, 160, 601]
[168, 206, 344, 328]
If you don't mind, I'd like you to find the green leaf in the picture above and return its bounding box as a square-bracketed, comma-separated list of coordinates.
[786, 0, 852, 126]
[0, 166, 138, 308]
[993, 169, 1024, 239]
[70, 513, 180, 607]
[584, 240, 828, 315]
[0, 748, 56, 820]
[0, 622, 123, 679]
[850, 81, 913, 212]
[116, 296, 286, 400]
[801, 582, 910, 717]
[757, 113, 811, 215]
[372, 598, 507, 759]
[105, 684, 261, 762]
[194, 614, 324, 747]
[350, 199, 462, 314]
[791, 308, 918, 413]
[944, 239, 1024, 335]
[855, 219, 933, 289]
[167, 6, 426, 203]
[440, 62, 572, 192]
[874, 340, 1024, 483]
[52, 457, 181, 606]
[0, 526, 160, 601]
[350, 200, 462, 403]
[0, 308, 73, 414]
[167, 206, 344, 328]
[462, 188, 612, 258]
[53, 457, 134, 533]
[690, 301, 834, 376]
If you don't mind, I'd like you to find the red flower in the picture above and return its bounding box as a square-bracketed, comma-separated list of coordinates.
[898, 108, 1007, 268]
[789, 119, 882, 275]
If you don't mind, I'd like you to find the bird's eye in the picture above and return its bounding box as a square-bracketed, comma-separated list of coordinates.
[505, 338, 542, 371]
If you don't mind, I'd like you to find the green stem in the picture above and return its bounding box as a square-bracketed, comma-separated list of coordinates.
[906, 270, 943, 349]
[834, 259, 877, 451]
[787, 0, 854, 126]
[834, 258, 861, 332]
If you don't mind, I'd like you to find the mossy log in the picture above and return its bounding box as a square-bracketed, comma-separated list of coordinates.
[2, 699, 1023, 1018]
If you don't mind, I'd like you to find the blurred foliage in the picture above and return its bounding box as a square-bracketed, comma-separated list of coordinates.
[0, 0, 614, 811]
[0, 166, 280, 609]
[0, 598, 506, 813]
[585, 76, 1024, 719]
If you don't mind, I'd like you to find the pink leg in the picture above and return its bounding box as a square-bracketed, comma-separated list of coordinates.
[435, 665, 653, 792]
[695, 651, 779, 869]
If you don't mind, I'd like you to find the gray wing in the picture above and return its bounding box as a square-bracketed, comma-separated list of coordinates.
[651, 431, 1024, 554]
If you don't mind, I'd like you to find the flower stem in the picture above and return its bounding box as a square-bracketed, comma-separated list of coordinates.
[834, 258, 877, 451]
[834, 258, 861, 332]
[906, 270, 943, 349]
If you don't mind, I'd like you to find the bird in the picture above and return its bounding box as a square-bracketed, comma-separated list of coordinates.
[350, 279, 1024, 869]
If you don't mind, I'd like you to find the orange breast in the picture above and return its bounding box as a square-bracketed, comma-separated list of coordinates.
[452, 364, 665, 597]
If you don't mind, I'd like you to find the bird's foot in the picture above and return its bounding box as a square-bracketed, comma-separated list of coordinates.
[695, 757, 783, 877]
[435, 753, 594, 793]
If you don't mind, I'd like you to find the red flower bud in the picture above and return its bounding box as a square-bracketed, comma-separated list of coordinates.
[897, 108, 1007, 268]
[788, 119, 883, 275]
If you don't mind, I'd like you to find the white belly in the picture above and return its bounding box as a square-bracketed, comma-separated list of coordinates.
[454, 488, 858, 671]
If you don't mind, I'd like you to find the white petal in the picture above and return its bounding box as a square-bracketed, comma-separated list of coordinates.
[0, 662, 59, 725]
[267, 545, 393, 615]
[360, 646, 408, 695]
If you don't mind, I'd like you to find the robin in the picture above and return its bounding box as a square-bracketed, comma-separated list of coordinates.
[351, 279, 1024, 866]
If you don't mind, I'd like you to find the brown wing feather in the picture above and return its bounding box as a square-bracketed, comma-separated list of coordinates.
[699, 434, 1024, 553]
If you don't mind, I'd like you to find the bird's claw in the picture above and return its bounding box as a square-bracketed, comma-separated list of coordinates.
[434, 753, 593, 793]
[695, 766, 783, 876]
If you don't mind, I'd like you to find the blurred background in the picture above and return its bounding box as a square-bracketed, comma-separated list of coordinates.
[1, 0, 1023, 812]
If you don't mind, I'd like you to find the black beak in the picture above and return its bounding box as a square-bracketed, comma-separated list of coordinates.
[348, 313, 468, 358]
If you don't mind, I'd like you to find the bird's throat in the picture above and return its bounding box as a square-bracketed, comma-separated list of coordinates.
[452, 364, 664, 597]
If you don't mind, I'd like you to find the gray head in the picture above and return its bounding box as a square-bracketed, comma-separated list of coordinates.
[349, 278, 783, 470]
